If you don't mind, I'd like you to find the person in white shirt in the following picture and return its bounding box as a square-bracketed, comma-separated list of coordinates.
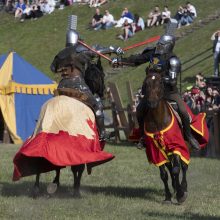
[186, 2, 197, 18]
[134, 13, 145, 32]
[40, 0, 55, 14]
[102, 10, 115, 29]
[211, 30, 220, 77]
[161, 5, 171, 24]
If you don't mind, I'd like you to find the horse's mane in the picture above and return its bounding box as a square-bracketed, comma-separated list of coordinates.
[84, 57, 105, 98]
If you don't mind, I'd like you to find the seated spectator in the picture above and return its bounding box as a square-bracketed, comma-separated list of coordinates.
[33, 4, 44, 18]
[20, 3, 35, 22]
[40, 0, 55, 14]
[134, 13, 145, 32]
[161, 5, 171, 24]
[89, 0, 107, 7]
[14, 0, 26, 19]
[117, 19, 135, 41]
[101, 9, 115, 29]
[174, 5, 184, 25]
[115, 7, 134, 28]
[5, 0, 15, 13]
[178, 2, 197, 28]
[146, 6, 161, 27]
[177, 6, 191, 28]
[186, 1, 197, 21]
[91, 7, 103, 30]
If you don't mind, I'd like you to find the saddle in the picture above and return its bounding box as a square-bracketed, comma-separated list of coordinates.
[167, 101, 192, 127]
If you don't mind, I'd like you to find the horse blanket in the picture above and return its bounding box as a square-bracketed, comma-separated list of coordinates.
[13, 95, 114, 181]
[144, 106, 209, 166]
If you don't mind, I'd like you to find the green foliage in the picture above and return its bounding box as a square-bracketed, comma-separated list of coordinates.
[0, 144, 220, 219]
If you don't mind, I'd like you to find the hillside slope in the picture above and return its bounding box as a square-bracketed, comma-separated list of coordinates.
[0, 0, 220, 101]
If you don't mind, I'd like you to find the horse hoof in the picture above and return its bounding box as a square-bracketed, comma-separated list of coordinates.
[177, 192, 188, 204]
[47, 183, 58, 195]
[162, 199, 172, 205]
[73, 190, 81, 198]
[32, 186, 40, 199]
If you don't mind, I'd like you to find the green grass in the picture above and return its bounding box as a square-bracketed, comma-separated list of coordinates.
[0, 144, 220, 220]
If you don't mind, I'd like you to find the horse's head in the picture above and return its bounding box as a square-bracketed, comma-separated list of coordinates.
[143, 71, 164, 108]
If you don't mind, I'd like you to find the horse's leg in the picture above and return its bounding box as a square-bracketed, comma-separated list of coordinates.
[71, 164, 85, 197]
[180, 160, 188, 193]
[159, 164, 172, 203]
[165, 162, 176, 193]
[33, 173, 40, 198]
[53, 168, 61, 186]
[47, 168, 61, 195]
[172, 154, 187, 204]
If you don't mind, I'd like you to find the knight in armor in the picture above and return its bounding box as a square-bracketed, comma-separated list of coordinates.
[112, 34, 200, 151]
[51, 22, 123, 141]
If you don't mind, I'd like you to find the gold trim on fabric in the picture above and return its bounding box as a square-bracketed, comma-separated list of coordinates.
[0, 81, 57, 95]
[190, 112, 206, 137]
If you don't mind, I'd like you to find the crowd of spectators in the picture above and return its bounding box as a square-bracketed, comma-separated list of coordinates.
[182, 73, 220, 114]
[87, 1, 197, 41]
[4, 0, 55, 22]
[2, 0, 198, 32]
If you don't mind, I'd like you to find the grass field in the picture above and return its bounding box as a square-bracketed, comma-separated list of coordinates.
[0, 143, 220, 220]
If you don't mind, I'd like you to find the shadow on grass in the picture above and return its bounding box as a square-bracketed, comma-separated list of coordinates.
[0, 181, 163, 201]
[142, 211, 220, 220]
[81, 185, 162, 201]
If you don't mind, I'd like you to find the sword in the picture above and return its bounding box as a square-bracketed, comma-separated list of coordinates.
[123, 36, 160, 51]
[78, 39, 113, 62]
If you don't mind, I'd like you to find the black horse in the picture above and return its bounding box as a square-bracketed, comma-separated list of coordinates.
[13, 58, 113, 198]
[34, 58, 108, 198]
[142, 71, 189, 204]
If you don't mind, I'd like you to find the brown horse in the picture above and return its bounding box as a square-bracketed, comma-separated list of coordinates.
[142, 71, 189, 204]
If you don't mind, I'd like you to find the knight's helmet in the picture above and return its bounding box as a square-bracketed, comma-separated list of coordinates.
[66, 15, 79, 47]
[155, 34, 176, 55]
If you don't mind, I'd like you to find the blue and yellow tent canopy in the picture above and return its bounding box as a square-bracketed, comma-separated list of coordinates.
[0, 52, 57, 144]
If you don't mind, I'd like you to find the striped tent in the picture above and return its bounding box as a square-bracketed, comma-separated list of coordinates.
[0, 52, 57, 144]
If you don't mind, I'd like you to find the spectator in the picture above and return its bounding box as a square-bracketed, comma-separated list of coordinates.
[186, 1, 197, 20]
[212, 87, 220, 109]
[134, 13, 145, 32]
[174, 5, 184, 26]
[115, 7, 134, 28]
[14, 0, 26, 19]
[146, 5, 161, 27]
[177, 6, 192, 28]
[20, 3, 35, 22]
[40, 0, 55, 14]
[91, 7, 103, 30]
[32, 4, 44, 18]
[161, 5, 171, 25]
[101, 9, 115, 29]
[89, 0, 107, 7]
[196, 72, 206, 91]
[204, 86, 213, 110]
[117, 19, 135, 41]
[190, 87, 205, 113]
[211, 30, 220, 77]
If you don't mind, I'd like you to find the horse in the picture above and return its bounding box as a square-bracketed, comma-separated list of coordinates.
[13, 58, 114, 198]
[142, 71, 191, 204]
